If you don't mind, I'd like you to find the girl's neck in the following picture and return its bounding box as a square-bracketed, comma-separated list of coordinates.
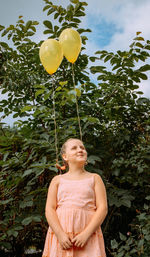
[68, 164, 86, 175]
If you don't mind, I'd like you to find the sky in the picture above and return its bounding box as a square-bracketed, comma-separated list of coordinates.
[0, 0, 150, 126]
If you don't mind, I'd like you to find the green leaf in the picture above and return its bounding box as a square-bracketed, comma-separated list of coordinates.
[59, 81, 68, 86]
[0, 42, 9, 48]
[43, 29, 52, 34]
[119, 232, 127, 241]
[20, 200, 33, 208]
[136, 31, 142, 35]
[138, 73, 148, 80]
[72, 18, 81, 23]
[145, 195, 150, 200]
[14, 226, 24, 231]
[43, 20, 53, 29]
[138, 64, 150, 72]
[44, 92, 51, 100]
[0, 198, 13, 205]
[7, 230, 18, 238]
[134, 36, 145, 41]
[33, 215, 41, 222]
[22, 216, 33, 226]
[21, 105, 33, 113]
[90, 66, 106, 74]
[145, 45, 150, 50]
[54, 12, 59, 19]
[104, 55, 112, 62]
[22, 169, 34, 177]
[70, 0, 79, 3]
[32, 21, 39, 25]
[0, 25, 5, 31]
[26, 31, 35, 36]
[121, 199, 131, 208]
[135, 42, 143, 48]
[59, 16, 63, 23]
[138, 239, 144, 248]
[25, 20, 32, 31]
[117, 252, 125, 257]
[89, 57, 97, 62]
[0, 242, 12, 250]
[35, 89, 45, 98]
[13, 113, 19, 118]
[30, 26, 36, 32]
[47, 8, 55, 16]
[75, 88, 81, 97]
[33, 84, 46, 89]
[135, 91, 143, 96]
[1, 29, 9, 37]
[43, 5, 51, 12]
[88, 155, 102, 165]
[111, 239, 118, 249]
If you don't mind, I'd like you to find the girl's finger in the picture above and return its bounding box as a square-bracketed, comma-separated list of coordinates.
[66, 241, 72, 249]
[65, 243, 70, 248]
[71, 237, 76, 243]
[74, 239, 78, 246]
[75, 241, 80, 247]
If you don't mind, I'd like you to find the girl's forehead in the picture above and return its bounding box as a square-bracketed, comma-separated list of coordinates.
[66, 139, 84, 148]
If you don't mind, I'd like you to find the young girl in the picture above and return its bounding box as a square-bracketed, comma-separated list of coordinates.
[42, 138, 108, 257]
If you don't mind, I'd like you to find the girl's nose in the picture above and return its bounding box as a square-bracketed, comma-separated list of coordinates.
[78, 148, 83, 152]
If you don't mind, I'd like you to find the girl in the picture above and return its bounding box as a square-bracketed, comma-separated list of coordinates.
[42, 138, 108, 257]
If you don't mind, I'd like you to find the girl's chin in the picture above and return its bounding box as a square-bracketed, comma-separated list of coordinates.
[74, 160, 86, 164]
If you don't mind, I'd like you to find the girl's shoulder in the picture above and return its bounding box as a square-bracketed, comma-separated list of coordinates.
[86, 172, 102, 179]
[89, 173, 104, 185]
[86, 171, 101, 180]
[50, 174, 61, 186]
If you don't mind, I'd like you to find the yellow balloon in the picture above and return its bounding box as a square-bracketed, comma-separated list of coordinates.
[39, 39, 63, 75]
[59, 28, 81, 63]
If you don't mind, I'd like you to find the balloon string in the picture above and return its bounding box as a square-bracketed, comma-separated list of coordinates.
[72, 63, 82, 141]
[52, 77, 59, 162]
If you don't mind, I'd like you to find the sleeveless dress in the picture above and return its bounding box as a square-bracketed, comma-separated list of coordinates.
[42, 176, 106, 257]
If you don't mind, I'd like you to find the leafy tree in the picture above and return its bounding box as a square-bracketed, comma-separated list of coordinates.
[0, 0, 150, 256]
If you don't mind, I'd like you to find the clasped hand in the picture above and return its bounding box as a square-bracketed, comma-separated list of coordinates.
[58, 231, 89, 250]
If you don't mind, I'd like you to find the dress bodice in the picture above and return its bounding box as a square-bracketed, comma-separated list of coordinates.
[57, 176, 96, 211]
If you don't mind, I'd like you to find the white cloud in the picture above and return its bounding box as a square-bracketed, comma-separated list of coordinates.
[105, 1, 150, 51]
[85, 0, 150, 49]
[83, 0, 150, 98]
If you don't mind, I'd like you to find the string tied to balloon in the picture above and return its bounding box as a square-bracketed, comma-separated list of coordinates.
[52, 77, 58, 162]
[71, 63, 82, 141]
[39, 29, 83, 170]
[39, 39, 64, 172]
[59, 28, 83, 140]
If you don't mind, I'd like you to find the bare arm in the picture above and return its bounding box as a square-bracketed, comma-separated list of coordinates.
[83, 174, 108, 235]
[72, 174, 108, 247]
[45, 175, 72, 249]
[45, 175, 63, 236]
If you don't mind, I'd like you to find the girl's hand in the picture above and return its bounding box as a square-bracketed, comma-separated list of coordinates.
[57, 231, 73, 250]
[72, 231, 89, 248]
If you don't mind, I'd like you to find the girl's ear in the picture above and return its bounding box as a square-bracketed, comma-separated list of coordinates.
[62, 154, 67, 162]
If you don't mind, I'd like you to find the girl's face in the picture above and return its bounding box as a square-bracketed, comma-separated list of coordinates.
[63, 139, 87, 166]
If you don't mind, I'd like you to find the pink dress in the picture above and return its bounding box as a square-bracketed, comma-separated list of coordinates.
[42, 176, 106, 257]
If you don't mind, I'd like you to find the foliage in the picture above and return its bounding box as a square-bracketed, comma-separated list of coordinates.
[0, 0, 150, 256]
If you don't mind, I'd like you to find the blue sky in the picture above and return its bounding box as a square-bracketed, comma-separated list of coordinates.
[0, 0, 150, 126]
